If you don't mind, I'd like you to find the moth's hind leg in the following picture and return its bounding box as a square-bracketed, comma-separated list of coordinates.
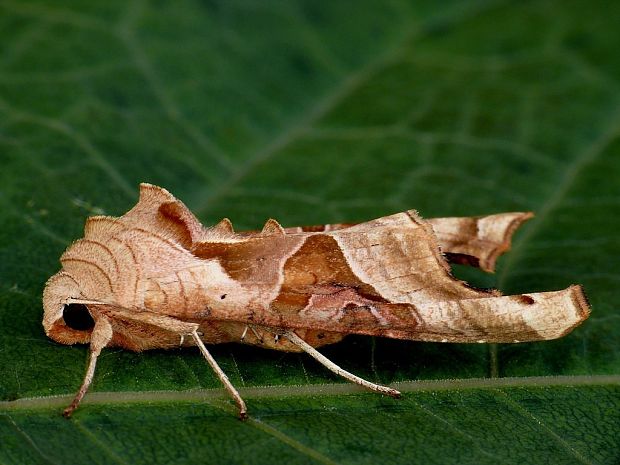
[283, 330, 401, 399]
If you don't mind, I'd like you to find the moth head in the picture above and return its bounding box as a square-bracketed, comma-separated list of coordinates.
[43, 271, 97, 345]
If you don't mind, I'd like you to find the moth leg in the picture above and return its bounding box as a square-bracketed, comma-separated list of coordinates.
[284, 330, 400, 399]
[190, 330, 248, 420]
[240, 324, 264, 344]
[63, 316, 113, 418]
[239, 325, 260, 342]
[249, 325, 264, 344]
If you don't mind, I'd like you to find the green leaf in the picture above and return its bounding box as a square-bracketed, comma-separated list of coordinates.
[0, 0, 619, 463]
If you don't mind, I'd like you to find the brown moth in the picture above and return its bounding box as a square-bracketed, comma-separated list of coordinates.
[43, 183, 591, 419]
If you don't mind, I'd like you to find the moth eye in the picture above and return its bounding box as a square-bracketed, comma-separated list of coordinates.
[62, 303, 95, 331]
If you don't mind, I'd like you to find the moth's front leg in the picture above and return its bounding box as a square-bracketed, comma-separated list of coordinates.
[63, 315, 113, 418]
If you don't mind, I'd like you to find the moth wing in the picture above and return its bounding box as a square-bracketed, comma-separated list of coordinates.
[325, 210, 490, 303]
[257, 211, 532, 273]
[427, 212, 534, 272]
[262, 211, 588, 343]
[264, 284, 590, 344]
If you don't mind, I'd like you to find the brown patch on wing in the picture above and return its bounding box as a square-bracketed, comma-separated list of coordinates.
[302, 288, 421, 334]
[194, 235, 296, 283]
[271, 234, 387, 316]
[443, 252, 480, 268]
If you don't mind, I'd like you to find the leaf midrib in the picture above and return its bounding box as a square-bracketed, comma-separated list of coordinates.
[2, 375, 618, 412]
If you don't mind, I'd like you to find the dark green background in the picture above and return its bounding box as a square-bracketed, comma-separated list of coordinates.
[0, 0, 619, 463]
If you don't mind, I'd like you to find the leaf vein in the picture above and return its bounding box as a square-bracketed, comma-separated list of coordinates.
[494, 390, 598, 465]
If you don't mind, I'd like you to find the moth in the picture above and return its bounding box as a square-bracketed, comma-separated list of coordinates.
[43, 183, 590, 418]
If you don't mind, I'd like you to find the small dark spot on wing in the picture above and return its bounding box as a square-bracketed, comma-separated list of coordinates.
[514, 295, 535, 305]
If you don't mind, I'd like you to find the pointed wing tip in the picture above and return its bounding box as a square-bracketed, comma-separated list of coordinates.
[478, 211, 535, 272]
[568, 284, 592, 321]
[538, 284, 591, 339]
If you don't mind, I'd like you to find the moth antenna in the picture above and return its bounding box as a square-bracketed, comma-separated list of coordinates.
[190, 330, 248, 420]
[284, 330, 401, 399]
[63, 317, 113, 418]
[212, 218, 234, 234]
[261, 218, 285, 236]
